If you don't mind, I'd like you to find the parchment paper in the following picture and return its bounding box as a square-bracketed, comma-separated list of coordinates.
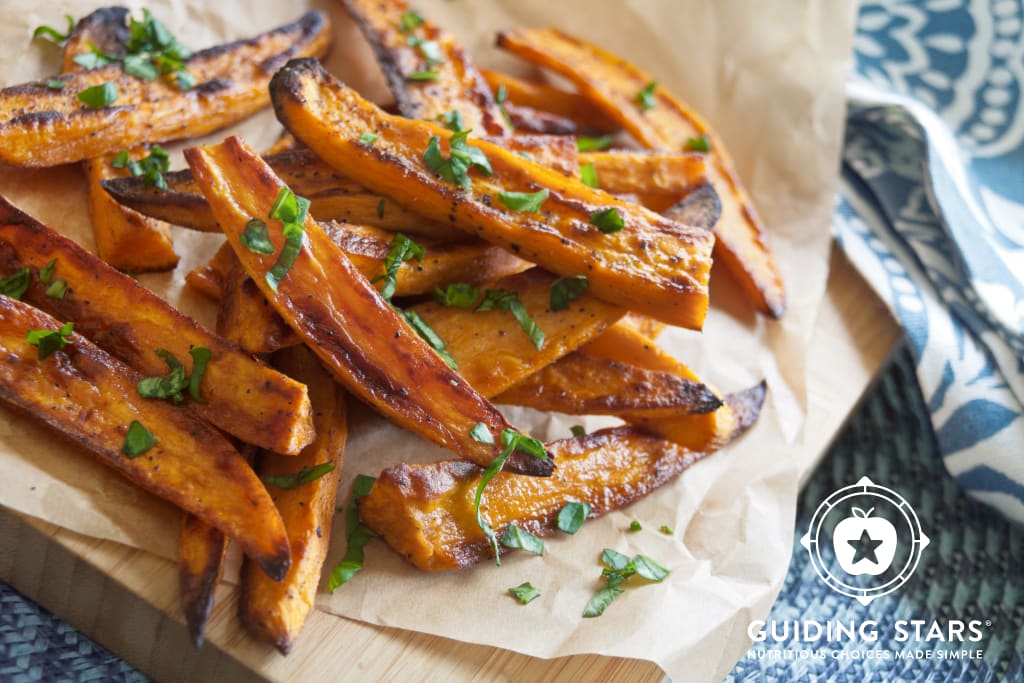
[0, 2, 856, 681]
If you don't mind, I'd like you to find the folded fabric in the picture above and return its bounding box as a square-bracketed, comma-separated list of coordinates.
[835, 0, 1024, 523]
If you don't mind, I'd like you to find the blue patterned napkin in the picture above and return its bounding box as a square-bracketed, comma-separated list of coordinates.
[834, 0, 1024, 523]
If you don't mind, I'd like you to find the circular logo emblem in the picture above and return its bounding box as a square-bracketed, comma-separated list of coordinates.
[800, 476, 929, 605]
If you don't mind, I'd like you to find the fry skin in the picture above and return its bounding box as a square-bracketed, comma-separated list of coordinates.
[0, 196, 314, 455]
[179, 513, 229, 648]
[185, 136, 551, 476]
[0, 12, 331, 167]
[270, 58, 714, 330]
[0, 295, 290, 580]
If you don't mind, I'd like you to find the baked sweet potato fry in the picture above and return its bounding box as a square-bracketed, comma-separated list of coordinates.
[186, 241, 235, 299]
[493, 351, 721, 418]
[340, 0, 510, 136]
[63, 8, 179, 274]
[579, 151, 707, 197]
[240, 346, 347, 655]
[0, 197, 314, 455]
[0, 12, 330, 167]
[217, 255, 299, 353]
[480, 68, 617, 134]
[0, 295, 290, 580]
[497, 27, 786, 317]
[270, 58, 714, 329]
[179, 513, 229, 648]
[503, 103, 578, 136]
[186, 136, 551, 476]
[359, 403, 761, 572]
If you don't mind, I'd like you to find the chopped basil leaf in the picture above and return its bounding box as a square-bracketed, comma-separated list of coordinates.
[636, 81, 657, 111]
[501, 428, 547, 460]
[32, 15, 75, 45]
[261, 462, 336, 490]
[45, 79, 66, 90]
[268, 186, 310, 225]
[508, 582, 540, 605]
[175, 68, 197, 91]
[601, 548, 632, 572]
[579, 163, 599, 189]
[0, 268, 31, 300]
[634, 555, 670, 582]
[556, 501, 591, 534]
[570, 425, 586, 437]
[498, 188, 549, 213]
[112, 146, 170, 191]
[373, 233, 425, 302]
[473, 447, 513, 564]
[549, 275, 589, 311]
[589, 208, 625, 234]
[377, 198, 386, 220]
[123, 53, 159, 81]
[439, 110, 464, 132]
[45, 279, 67, 299]
[38, 259, 57, 284]
[122, 9, 195, 92]
[407, 69, 440, 81]
[469, 422, 494, 444]
[576, 135, 614, 152]
[358, 132, 379, 145]
[495, 83, 513, 129]
[328, 474, 377, 591]
[629, 520, 642, 532]
[121, 420, 156, 458]
[434, 282, 479, 308]
[582, 585, 623, 618]
[423, 131, 492, 190]
[138, 348, 189, 404]
[187, 346, 211, 403]
[240, 219, 275, 254]
[73, 44, 115, 69]
[659, 525, 674, 535]
[399, 10, 425, 33]
[685, 134, 712, 153]
[111, 151, 132, 168]
[25, 322, 73, 359]
[476, 289, 544, 350]
[416, 39, 443, 66]
[78, 82, 118, 108]
[400, 309, 457, 369]
[265, 186, 310, 292]
[500, 523, 544, 555]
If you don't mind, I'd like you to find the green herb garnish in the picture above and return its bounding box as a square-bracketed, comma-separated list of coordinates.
[121, 420, 156, 458]
[579, 163, 599, 188]
[636, 81, 657, 111]
[423, 130, 492, 190]
[495, 83, 513, 129]
[261, 462, 336, 490]
[497, 188, 549, 213]
[407, 69, 440, 81]
[570, 425, 586, 437]
[556, 501, 591, 534]
[476, 289, 544, 350]
[187, 346, 211, 403]
[434, 282, 479, 308]
[38, 259, 56, 284]
[26, 322, 74, 359]
[137, 349, 188, 404]
[265, 186, 310, 292]
[328, 475, 377, 591]
[240, 219, 275, 255]
[77, 82, 118, 108]
[508, 582, 540, 605]
[685, 134, 711, 153]
[629, 520, 642, 532]
[373, 233, 424, 302]
[659, 524, 673, 535]
[399, 10, 425, 33]
[358, 132, 379, 145]
[589, 208, 625, 234]
[549, 275, 589, 311]
[576, 135, 614, 152]
[500, 523, 544, 555]
[0, 268, 31, 300]
[583, 549, 670, 617]
[400, 309, 457, 369]
[45, 279, 67, 299]
[32, 15, 75, 45]
[111, 146, 170, 190]
[469, 422, 494, 444]
[123, 9, 195, 91]
[44, 79, 66, 90]
[73, 44, 115, 69]
[439, 110, 464, 132]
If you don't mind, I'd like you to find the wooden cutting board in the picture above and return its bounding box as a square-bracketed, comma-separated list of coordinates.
[0, 247, 901, 682]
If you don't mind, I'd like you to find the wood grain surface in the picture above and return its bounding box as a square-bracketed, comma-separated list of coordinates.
[0, 246, 901, 682]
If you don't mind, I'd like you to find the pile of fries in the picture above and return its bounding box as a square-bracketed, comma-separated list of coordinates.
[0, 0, 784, 654]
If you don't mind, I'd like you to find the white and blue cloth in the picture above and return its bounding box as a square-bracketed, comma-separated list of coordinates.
[834, 0, 1024, 524]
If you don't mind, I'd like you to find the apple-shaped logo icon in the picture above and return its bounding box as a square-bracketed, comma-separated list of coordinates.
[832, 506, 897, 576]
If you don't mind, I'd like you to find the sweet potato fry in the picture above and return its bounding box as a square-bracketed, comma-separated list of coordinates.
[497, 27, 786, 317]
[63, 8, 179, 274]
[412, 268, 625, 398]
[0, 197, 314, 455]
[359, 404, 761, 572]
[270, 58, 714, 329]
[0, 12, 331, 167]
[0, 295, 290, 580]
[240, 346, 348, 655]
[480, 68, 617, 134]
[339, 0, 510, 136]
[185, 241, 234, 299]
[217, 255, 299, 353]
[179, 513, 229, 648]
[493, 351, 721, 418]
[579, 151, 707, 197]
[185, 136, 551, 476]
[503, 103, 578, 136]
